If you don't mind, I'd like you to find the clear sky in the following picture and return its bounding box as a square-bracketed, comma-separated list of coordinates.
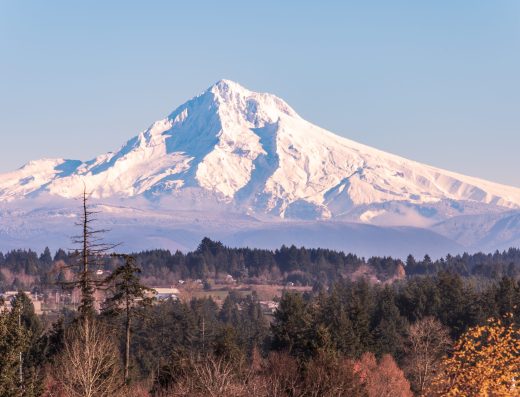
[1, 1, 519, 186]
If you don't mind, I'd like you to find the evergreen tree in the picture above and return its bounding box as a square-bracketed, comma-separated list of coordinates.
[371, 286, 408, 360]
[102, 254, 155, 384]
[494, 276, 520, 321]
[346, 280, 374, 356]
[53, 249, 68, 263]
[213, 324, 243, 364]
[219, 293, 241, 325]
[38, 247, 52, 267]
[271, 292, 314, 357]
[0, 297, 31, 397]
[218, 292, 268, 353]
[397, 276, 441, 322]
[11, 292, 45, 397]
[191, 297, 219, 355]
[237, 292, 269, 352]
[42, 318, 65, 361]
[317, 286, 359, 357]
[436, 272, 478, 338]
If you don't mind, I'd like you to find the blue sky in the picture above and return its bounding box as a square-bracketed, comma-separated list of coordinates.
[1, 1, 519, 186]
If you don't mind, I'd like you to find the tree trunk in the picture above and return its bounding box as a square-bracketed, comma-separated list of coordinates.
[125, 305, 130, 384]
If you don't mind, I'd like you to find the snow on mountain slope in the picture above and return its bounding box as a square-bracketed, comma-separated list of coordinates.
[432, 210, 520, 251]
[1, 79, 520, 224]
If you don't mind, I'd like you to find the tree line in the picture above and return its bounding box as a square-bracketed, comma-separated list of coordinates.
[2, 238, 520, 291]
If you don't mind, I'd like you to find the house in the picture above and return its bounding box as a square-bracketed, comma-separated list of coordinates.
[225, 274, 235, 283]
[153, 287, 180, 301]
[260, 301, 279, 314]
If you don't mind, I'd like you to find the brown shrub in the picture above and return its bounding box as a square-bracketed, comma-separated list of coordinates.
[356, 352, 413, 397]
[302, 350, 367, 397]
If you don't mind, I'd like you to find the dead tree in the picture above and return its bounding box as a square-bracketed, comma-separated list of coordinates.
[61, 188, 118, 320]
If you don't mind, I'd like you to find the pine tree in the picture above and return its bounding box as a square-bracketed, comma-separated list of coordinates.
[436, 272, 475, 338]
[213, 324, 243, 364]
[271, 292, 314, 357]
[238, 293, 269, 352]
[191, 297, 219, 355]
[102, 254, 155, 384]
[317, 287, 360, 357]
[39, 247, 52, 267]
[371, 287, 408, 360]
[10, 292, 44, 397]
[0, 297, 30, 397]
[219, 292, 268, 353]
[494, 276, 520, 321]
[347, 281, 374, 356]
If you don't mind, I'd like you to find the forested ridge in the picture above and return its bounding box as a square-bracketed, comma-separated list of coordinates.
[2, 238, 520, 291]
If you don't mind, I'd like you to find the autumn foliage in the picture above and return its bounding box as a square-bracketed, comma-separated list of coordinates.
[355, 352, 413, 397]
[429, 314, 520, 396]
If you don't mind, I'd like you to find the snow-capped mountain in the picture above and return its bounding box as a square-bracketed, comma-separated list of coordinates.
[0, 80, 519, 257]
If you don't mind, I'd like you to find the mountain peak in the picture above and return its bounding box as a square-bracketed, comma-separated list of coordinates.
[210, 79, 249, 95]
[1, 81, 520, 223]
[184, 79, 297, 122]
[1, 81, 519, 255]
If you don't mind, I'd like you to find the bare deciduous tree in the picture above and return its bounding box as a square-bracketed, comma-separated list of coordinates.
[55, 319, 122, 397]
[166, 355, 243, 397]
[262, 351, 300, 397]
[302, 350, 366, 397]
[404, 316, 451, 395]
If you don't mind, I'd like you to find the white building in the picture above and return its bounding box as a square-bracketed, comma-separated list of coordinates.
[153, 287, 180, 301]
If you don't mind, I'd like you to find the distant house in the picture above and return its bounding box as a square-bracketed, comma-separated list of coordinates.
[225, 274, 235, 283]
[153, 287, 180, 301]
[0, 291, 43, 315]
[260, 301, 279, 314]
